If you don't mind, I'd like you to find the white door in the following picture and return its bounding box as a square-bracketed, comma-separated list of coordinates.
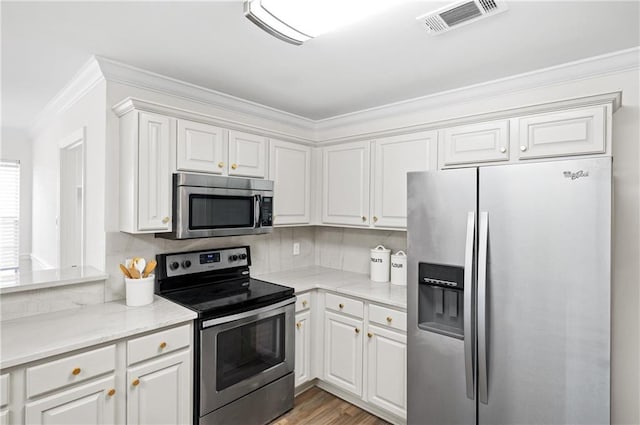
[324, 311, 363, 396]
[516, 106, 606, 159]
[127, 350, 191, 425]
[366, 324, 407, 418]
[176, 119, 226, 174]
[322, 141, 370, 226]
[269, 140, 311, 225]
[138, 112, 172, 232]
[441, 119, 510, 166]
[295, 310, 311, 387]
[372, 131, 437, 228]
[24, 376, 116, 424]
[228, 130, 267, 178]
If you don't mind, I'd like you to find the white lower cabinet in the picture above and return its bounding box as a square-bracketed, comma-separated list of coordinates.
[294, 310, 311, 387]
[324, 310, 364, 397]
[0, 373, 8, 425]
[24, 376, 117, 425]
[127, 350, 191, 425]
[366, 324, 407, 418]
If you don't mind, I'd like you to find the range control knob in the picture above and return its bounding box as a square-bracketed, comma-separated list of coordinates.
[169, 261, 180, 270]
[230, 255, 239, 261]
[239, 253, 247, 260]
[182, 260, 192, 269]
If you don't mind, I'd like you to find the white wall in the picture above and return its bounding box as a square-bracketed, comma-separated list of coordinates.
[30, 80, 107, 269]
[0, 127, 32, 259]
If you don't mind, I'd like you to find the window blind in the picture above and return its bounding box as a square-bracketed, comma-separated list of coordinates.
[0, 160, 20, 270]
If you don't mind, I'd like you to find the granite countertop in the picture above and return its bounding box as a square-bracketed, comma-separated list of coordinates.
[0, 266, 109, 294]
[255, 266, 407, 309]
[0, 296, 196, 370]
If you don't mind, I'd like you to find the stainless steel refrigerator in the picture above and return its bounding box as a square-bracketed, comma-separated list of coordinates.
[407, 157, 611, 425]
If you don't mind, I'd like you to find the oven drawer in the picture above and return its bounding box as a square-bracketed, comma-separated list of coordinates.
[369, 304, 407, 332]
[26, 345, 116, 399]
[295, 292, 311, 312]
[127, 324, 191, 365]
[325, 293, 364, 318]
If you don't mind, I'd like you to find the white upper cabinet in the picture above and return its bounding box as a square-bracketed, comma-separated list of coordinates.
[176, 119, 226, 174]
[269, 140, 311, 225]
[322, 141, 370, 226]
[441, 119, 510, 166]
[372, 131, 437, 228]
[228, 130, 268, 178]
[516, 106, 606, 159]
[120, 111, 173, 234]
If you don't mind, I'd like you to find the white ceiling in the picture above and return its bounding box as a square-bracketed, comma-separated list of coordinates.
[2, 1, 639, 129]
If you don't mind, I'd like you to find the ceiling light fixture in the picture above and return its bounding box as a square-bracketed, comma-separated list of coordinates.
[244, 0, 400, 45]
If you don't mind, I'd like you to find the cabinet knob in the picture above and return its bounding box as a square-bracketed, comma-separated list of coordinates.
[339, 303, 344, 309]
[132, 379, 140, 387]
[367, 332, 373, 338]
[520, 145, 527, 152]
[302, 300, 308, 307]
[218, 162, 224, 168]
[362, 216, 367, 222]
[162, 216, 170, 224]
[296, 322, 302, 329]
[386, 316, 393, 323]
[500, 147, 507, 153]
[108, 389, 116, 397]
[373, 216, 378, 223]
[159, 341, 167, 349]
[231, 163, 238, 170]
[72, 367, 81, 376]
[354, 328, 360, 334]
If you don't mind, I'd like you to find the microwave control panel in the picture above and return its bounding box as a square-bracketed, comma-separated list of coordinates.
[260, 196, 273, 227]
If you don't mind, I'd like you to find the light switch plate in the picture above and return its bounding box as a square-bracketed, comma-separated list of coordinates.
[293, 242, 300, 256]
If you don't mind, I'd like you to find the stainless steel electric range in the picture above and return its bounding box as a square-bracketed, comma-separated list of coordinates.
[156, 246, 295, 425]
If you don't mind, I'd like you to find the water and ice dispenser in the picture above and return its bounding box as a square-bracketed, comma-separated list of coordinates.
[418, 262, 465, 339]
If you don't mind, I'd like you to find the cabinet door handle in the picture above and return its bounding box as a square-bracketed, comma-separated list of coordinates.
[373, 216, 378, 223]
[159, 341, 167, 349]
[386, 316, 393, 323]
[499, 147, 507, 153]
[108, 389, 116, 397]
[354, 328, 360, 334]
[218, 162, 225, 168]
[72, 368, 81, 376]
[520, 145, 527, 152]
[339, 303, 344, 309]
[296, 322, 302, 329]
[162, 217, 170, 224]
[132, 379, 140, 387]
[231, 163, 238, 170]
[367, 332, 373, 338]
[302, 300, 308, 307]
[361, 216, 367, 222]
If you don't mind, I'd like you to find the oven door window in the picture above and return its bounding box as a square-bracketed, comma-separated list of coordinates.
[216, 313, 285, 391]
[189, 195, 254, 229]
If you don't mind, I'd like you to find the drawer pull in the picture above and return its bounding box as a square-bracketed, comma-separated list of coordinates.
[302, 300, 308, 307]
[367, 332, 373, 338]
[355, 328, 360, 334]
[72, 368, 81, 376]
[339, 303, 344, 309]
[108, 389, 116, 397]
[132, 379, 140, 387]
[386, 316, 393, 323]
[159, 342, 167, 349]
[218, 162, 225, 168]
[296, 322, 302, 329]
[231, 163, 238, 170]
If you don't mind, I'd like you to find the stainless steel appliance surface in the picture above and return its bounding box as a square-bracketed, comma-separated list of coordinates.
[156, 246, 295, 425]
[157, 173, 274, 239]
[407, 158, 611, 425]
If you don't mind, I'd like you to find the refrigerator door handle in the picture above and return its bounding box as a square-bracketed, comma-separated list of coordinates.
[478, 211, 489, 404]
[463, 211, 475, 400]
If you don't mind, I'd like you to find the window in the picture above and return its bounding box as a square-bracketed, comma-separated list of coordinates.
[0, 160, 20, 271]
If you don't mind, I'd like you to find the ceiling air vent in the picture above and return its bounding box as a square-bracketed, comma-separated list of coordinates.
[417, 0, 508, 35]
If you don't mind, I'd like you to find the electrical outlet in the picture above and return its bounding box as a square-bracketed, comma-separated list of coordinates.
[293, 242, 300, 256]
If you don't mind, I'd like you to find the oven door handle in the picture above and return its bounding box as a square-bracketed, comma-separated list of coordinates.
[201, 297, 295, 328]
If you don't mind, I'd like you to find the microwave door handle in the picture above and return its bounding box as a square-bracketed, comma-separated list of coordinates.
[254, 195, 261, 228]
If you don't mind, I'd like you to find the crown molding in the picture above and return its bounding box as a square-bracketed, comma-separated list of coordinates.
[315, 46, 639, 139]
[29, 56, 105, 138]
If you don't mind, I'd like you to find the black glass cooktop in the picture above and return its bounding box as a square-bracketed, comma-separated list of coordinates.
[159, 277, 294, 320]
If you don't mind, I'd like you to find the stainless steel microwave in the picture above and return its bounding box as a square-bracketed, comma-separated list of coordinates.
[157, 173, 274, 240]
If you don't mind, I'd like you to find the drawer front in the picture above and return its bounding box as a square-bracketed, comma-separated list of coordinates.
[127, 324, 191, 365]
[0, 374, 8, 407]
[26, 345, 116, 399]
[295, 292, 311, 312]
[369, 304, 407, 332]
[326, 293, 364, 318]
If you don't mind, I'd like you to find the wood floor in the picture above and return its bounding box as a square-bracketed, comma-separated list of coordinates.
[271, 387, 390, 425]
